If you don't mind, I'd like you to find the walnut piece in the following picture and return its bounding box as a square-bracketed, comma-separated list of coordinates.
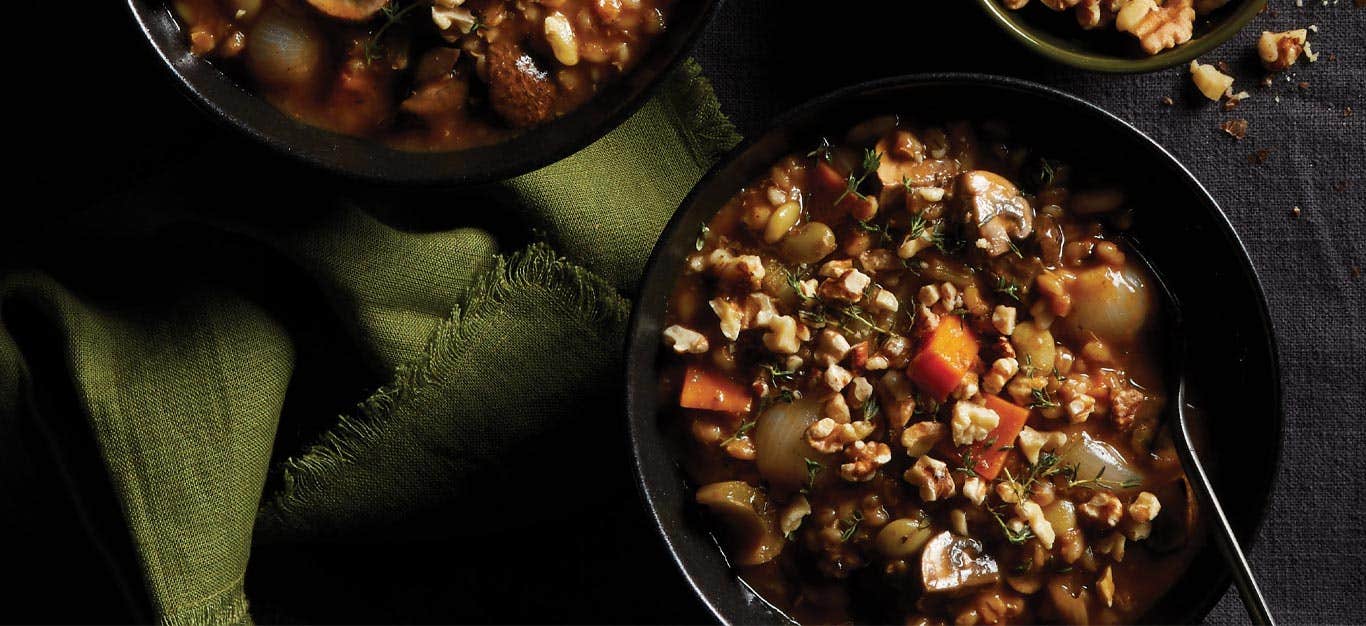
[814, 329, 852, 368]
[991, 305, 1017, 336]
[905, 455, 956, 501]
[662, 325, 709, 354]
[806, 418, 874, 454]
[1129, 491, 1162, 523]
[1017, 500, 1057, 548]
[1110, 386, 1146, 429]
[950, 401, 1000, 445]
[1016, 426, 1068, 465]
[1120, 0, 1194, 55]
[840, 440, 892, 482]
[762, 315, 800, 354]
[901, 421, 946, 457]
[962, 476, 988, 506]
[1258, 29, 1307, 71]
[982, 357, 1020, 394]
[1189, 60, 1235, 101]
[1080, 492, 1124, 528]
[707, 249, 766, 290]
[819, 269, 871, 302]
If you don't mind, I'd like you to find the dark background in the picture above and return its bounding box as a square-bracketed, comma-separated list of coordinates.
[12, 0, 1363, 624]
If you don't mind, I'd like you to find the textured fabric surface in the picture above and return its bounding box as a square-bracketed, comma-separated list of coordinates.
[694, 2, 1364, 624]
[4, 38, 738, 624]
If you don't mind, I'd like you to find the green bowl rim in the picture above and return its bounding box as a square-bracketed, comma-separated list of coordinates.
[975, 0, 1268, 73]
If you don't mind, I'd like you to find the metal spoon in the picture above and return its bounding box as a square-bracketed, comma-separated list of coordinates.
[1128, 245, 1276, 626]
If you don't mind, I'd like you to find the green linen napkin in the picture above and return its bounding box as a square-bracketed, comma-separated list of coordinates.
[0, 60, 738, 625]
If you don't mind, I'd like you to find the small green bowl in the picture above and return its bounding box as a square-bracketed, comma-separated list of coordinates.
[976, 0, 1267, 73]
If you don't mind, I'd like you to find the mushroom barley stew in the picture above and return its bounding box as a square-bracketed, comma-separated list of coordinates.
[657, 118, 1202, 624]
[169, 0, 671, 150]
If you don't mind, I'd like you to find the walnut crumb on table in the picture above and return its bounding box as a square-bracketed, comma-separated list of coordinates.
[1220, 119, 1249, 140]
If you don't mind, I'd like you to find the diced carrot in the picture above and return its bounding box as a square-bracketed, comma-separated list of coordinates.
[936, 395, 1031, 481]
[969, 395, 1032, 480]
[908, 316, 979, 402]
[680, 365, 753, 414]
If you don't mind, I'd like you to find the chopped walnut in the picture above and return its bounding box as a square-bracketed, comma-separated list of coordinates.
[962, 476, 988, 506]
[952, 371, 981, 401]
[1016, 500, 1057, 549]
[840, 440, 892, 482]
[1120, 0, 1194, 55]
[1220, 119, 1249, 141]
[762, 315, 800, 354]
[847, 376, 874, 408]
[1129, 491, 1162, 523]
[905, 455, 956, 501]
[1097, 566, 1116, 608]
[814, 329, 852, 367]
[950, 400, 1000, 446]
[819, 259, 854, 278]
[1003, 0, 1030, 7]
[1060, 378, 1096, 423]
[806, 418, 875, 454]
[992, 305, 1018, 336]
[708, 249, 766, 290]
[878, 371, 918, 430]
[1076, 0, 1121, 30]
[1016, 426, 1068, 465]
[662, 325, 709, 354]
[1258, 29, 1307, 71]
[1189, 60, 1235, 101]
[859, 249, 899, 274]
[901, 421, 946, 457]
[824, 364, 854, 392]
[982, 357, 1020, 394]
[709, 298, 744, 341]
[745, 292, 779, 329]
[1110, 385, 1146, 429]
[823, 393, 852, 423]
[819, 269, 871, 302]
[1080, 492, 1124, 528]
[780, 494, 812, 537]
[795, 278, 819, 300]
[870, 288, 900, 313]
[917, 284, 941, 308]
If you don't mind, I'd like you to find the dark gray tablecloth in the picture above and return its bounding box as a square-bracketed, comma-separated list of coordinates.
[13, 0, 1362, 624]
[695, 3, 1364, 624]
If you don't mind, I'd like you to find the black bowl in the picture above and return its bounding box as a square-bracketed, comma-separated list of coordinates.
[125, 0, 719, 186]
[625, 74, 1282, 624]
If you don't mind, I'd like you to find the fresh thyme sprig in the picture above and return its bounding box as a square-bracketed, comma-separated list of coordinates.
[839, 509, 864, 542]
[1059, 463, 1142, 491]
[834, 149, 882, 206]
[803, 458, 822, 493]
[806, 138, 834, 163]
[1029, 387, 1060, 409]
[718, 420, 755, 448]
[991, 509, 1035, 544]
[994, 275, 1023, 302]
[364, 0, 431, 63]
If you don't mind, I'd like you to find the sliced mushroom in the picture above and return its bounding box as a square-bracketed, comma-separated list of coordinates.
[486, 40, 557, 128]
[920, 531, 1000, 595]
[303, 0, 390, 21]
[695, 481, 785, 566]
[957, 171, 1034, 257]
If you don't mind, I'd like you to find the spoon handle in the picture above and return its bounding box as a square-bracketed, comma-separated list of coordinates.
[1174, 382, 1276, 626]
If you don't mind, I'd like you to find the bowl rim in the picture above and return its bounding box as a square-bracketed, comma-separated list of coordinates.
[973, 0, 1268, 73]
[624, 72, 1284, 625]
[123, 0, 721, 186]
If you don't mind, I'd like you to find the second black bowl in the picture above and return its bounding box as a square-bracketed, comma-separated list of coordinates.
[126, 0, 719, 185]
[625, 74, 1282, 624]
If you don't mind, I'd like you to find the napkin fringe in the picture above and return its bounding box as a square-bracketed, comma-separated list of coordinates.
[269, 242, 628, 515]
[668, 59, 742, 167]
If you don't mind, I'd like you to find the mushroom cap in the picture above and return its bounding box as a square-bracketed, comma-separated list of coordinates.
[957, 170, 1035, 257]
[920, 531, 1000, 594]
